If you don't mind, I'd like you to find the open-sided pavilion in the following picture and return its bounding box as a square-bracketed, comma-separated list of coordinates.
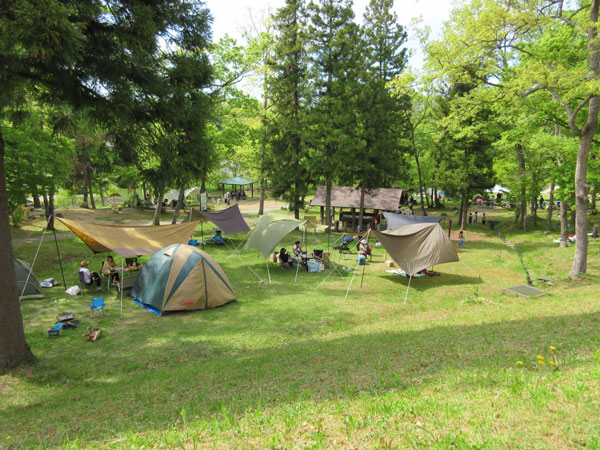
[310, 186, 405, 231]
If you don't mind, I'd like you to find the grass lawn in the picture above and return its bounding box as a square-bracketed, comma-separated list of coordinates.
[2, 206, 600, 449]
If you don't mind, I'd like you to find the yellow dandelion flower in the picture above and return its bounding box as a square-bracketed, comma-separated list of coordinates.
[517, 361, 524, 365]
[549, 361, 556, 366]
[539, 361, 546, 365]
[537, 355, 544, 360]
[549, 346, 556, 351]
[6, 436, 11, 440]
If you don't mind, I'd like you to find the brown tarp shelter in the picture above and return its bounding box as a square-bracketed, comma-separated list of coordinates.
[190, 204, 250, 235]
[57, 218, 197, 257]
[374, 223, 458, 276]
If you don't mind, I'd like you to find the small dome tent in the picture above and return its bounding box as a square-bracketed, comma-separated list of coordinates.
[14, 259, 45, 300]
[131, 244, 236, 315]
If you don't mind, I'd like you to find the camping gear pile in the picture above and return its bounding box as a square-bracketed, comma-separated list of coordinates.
[47, 312, 79, 338]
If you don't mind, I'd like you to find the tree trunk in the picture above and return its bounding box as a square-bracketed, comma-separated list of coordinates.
[325, 180, 332, 231]
[259, 88, 268, 216]
[459, 193, 466, 230]
[414, 149, 427, 216]
[47, 185, 55, 231]
[171, 186, 185, 224]
[570, 207, 576, 229]
[546, 181, 555, 231]
[293, 180, 300, 220]
[560, 201, 569, 248]
[569, 0, 598, 277]
[358, 181, 366, 229]
[0, 127, 35, 372]
[152, 186, 165, 226]
[32, 187, 41, 209]
[142, 181, 148, 201]
[87, 166, 96, 209]
[43, 193, 49, 221]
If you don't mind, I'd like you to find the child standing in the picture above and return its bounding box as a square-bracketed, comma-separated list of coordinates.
[458, 231, 465, 250]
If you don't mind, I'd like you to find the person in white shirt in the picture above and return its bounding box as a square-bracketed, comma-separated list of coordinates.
[79, 261, 102, 290]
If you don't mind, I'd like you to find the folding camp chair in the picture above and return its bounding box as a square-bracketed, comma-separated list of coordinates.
[90, 297, 105, 318]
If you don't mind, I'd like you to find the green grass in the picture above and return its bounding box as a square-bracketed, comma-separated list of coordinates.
[2, 207, 600, 449]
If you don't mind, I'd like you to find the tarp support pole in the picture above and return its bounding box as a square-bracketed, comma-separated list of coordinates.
[51, 217, 67, 289]
[120, 256, 124, 318]
[404, 275, 412, 304]
[359, 228, 373, 288]
[266, 259, 271, 284]
[294, 224, 306, 283]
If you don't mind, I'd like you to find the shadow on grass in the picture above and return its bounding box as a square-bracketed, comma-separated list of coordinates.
[5, 307, 600, 448]
[379, 272, 482, 291]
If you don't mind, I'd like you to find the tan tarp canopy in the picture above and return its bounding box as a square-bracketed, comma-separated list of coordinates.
[57, 218, 197, 257]
[374, 223, 458, 276]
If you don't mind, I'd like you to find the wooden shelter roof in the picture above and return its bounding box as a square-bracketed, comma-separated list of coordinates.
[310, 186, 403, 211]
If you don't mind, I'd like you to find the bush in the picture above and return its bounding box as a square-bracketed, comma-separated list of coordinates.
[10, 204, 28, 228]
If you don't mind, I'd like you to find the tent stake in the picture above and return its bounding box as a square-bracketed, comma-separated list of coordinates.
[404, 275, 412, 304]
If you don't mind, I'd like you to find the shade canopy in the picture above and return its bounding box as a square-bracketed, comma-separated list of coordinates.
[58, 218, 197, 257]
[383, 211, 443, 230]
[219, 176, 254, 186]
[374, 223, 458, 276]
[244, 215, 305, 258]
[190, 204, 250, 235]
[164, 187, 200, 202]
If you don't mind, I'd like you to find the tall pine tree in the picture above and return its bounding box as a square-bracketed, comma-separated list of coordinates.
[267, 0, 310, 219]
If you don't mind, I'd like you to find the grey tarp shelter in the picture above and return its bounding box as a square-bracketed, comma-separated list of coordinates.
[190, 204, 251, 235]
[219, 176, 255, 198]
[15, 259, 45, 299]
[245, 215, 305, 258]
[373, 223, 458, 276]
[244, 215, 305, 283]
[383, 211, 443, 230]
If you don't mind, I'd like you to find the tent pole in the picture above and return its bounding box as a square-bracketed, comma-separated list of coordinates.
[359, 228, 372, 288]
[404, 275, 412, 304]
[51, 216, 67, 289]
[120, 256, 124, 319]
[266, 259, 271, 284]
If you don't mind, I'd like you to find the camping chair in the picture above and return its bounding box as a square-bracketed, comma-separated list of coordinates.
[90, 297, 105, 318]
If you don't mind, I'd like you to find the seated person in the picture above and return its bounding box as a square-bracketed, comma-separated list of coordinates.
[213, 230, 225, 245]
[357, 239, 368, 265]
[279, 248, 292, 268]
[293, 241, 303, 258]
[101, 255, 120, 283]
[79, 261, 102, 290]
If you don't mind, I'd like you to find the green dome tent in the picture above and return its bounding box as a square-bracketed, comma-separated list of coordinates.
[131, 244, 236, 316]
[14, 259, 45, 300]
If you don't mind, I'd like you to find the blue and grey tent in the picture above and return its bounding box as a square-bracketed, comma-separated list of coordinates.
[131, 244, 236, 316]
[383, 211, 443, 230]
